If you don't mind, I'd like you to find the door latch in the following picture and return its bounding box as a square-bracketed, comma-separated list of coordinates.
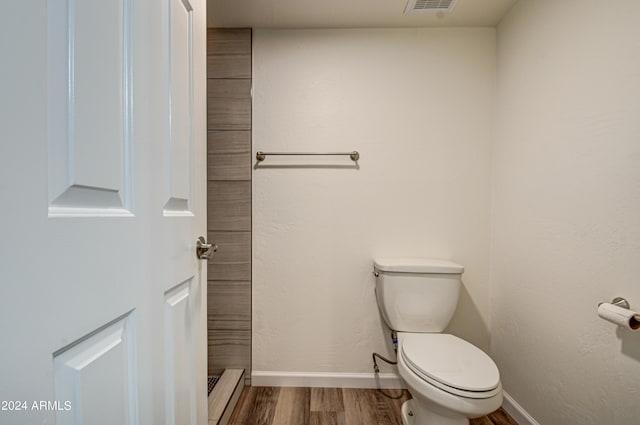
[196, 236, 217, 260]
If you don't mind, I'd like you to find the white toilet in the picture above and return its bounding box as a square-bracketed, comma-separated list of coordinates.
[374, 257, 503, 425]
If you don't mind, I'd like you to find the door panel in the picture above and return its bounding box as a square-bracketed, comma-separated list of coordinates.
[164, 278, 197, 425]
[164, 0, 195, 215]
[47, 0, 134, 216]
[53, 312, 138, 425]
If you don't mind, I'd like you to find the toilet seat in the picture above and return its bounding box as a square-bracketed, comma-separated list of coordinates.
[400, 333, 501, 399]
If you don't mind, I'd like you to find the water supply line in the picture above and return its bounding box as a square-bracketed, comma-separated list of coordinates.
[372, 331, 398, 373]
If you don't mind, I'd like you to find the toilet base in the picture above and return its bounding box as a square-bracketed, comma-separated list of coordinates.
[401, 400, 414, 425]
[401, 399, 469, 425]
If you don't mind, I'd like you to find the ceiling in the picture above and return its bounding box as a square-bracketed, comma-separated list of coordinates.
[207, 0, 518, 29]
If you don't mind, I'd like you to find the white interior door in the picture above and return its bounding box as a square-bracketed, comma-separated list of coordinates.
[0, 0, 207, 424]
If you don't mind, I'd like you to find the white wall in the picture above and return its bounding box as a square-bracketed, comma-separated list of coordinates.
[252, 28, 496, 376]
[493, 1, 640, 423]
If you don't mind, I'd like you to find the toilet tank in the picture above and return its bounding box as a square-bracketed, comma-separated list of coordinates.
[374, 258, 464, 333]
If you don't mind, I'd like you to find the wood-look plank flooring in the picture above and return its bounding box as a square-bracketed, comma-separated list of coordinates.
[228, 387, 518, 425]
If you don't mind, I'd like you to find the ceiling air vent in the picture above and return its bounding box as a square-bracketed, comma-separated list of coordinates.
[404, 0, 458, 14]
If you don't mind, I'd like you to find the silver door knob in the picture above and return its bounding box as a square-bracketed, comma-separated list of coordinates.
[196, 236, 217, 260]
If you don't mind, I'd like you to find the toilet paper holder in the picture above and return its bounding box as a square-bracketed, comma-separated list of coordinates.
[598, 297, 640, 330]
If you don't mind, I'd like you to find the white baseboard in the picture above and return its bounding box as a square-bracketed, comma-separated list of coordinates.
[502, 391, 540, 425]
[251, 371, 404, 389]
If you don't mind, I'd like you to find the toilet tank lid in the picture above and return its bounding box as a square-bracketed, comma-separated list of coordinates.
[374, 257, 464, 274]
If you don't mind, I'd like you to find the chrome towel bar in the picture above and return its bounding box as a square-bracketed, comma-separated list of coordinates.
[256, 151, 360, 162]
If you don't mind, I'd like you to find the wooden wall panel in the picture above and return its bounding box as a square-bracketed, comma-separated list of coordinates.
[208, 231, 251, 281]
[207, 29, 252, 385]
[207, 28, 252, 383]
[207, 79, 252, 130]
[207, 181, 251, 231]
[208, 281, 251, 330]
[208, 131, 251, 181]
[207, 29, 251, 79]
[208, 329, 251, 375]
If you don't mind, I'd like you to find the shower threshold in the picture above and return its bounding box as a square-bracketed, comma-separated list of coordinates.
[208, 369, 245, 425]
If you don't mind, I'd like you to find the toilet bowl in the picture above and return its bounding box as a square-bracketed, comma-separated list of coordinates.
[373, 257, 503, 425]
[396, 333, 502, 425]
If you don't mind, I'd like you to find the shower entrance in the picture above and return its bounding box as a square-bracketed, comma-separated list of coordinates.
[206, 27, 253, 424]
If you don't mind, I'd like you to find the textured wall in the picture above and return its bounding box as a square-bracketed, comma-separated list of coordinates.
[492, 1, 640, 423]
[252, 28, 496, 375]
